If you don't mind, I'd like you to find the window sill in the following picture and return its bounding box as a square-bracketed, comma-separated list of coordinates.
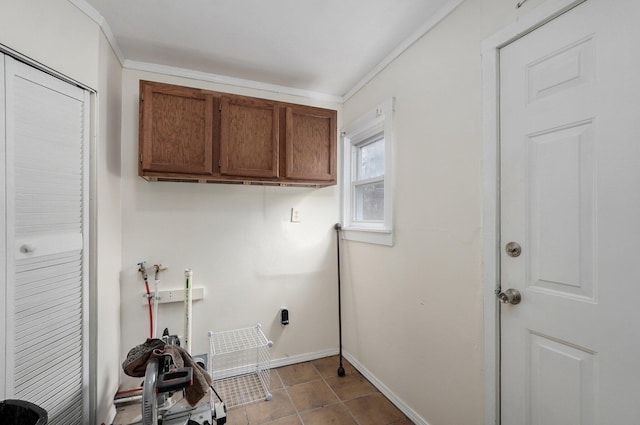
[341, 227, 394, 246]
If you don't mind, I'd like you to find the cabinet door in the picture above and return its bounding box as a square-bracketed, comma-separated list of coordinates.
[140, 82, 214, 175]
[285, 106, 336, 181]
[220, 96, 279, 178]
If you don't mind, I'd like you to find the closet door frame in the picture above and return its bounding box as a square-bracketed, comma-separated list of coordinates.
[0, 53, 6, 402]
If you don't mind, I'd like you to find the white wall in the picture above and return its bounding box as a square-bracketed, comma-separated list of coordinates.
[341, 0, 545, 424]
[0, 1, 122, 423]
[0, 0, 99, 89]
[119, 69, 343, 377]
[95, 31, 122, 423]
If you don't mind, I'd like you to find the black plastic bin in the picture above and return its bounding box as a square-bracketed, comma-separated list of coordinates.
[0, 400, 47, 425]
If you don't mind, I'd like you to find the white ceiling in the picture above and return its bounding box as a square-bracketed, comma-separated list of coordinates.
[77, 0, 455, 99]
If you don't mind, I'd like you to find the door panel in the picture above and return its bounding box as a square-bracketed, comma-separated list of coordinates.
[285, 105, 336, 181]
[500, 1, 640, 423]
[220, 96, 279, 178]
[526, 36, 594, 104]
[527, 121, 595, 300]
[528, 332, 596, 425]
[4, 56, 89, 424]
[140, 81, 215, 175]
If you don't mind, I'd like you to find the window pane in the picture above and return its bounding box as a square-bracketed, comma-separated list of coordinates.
[358, 137, 384, 180]
[354, 181, 384, 221]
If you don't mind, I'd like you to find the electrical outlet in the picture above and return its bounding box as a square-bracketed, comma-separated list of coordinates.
[281, 308, 289, 325]
[291, 208, 301, 223]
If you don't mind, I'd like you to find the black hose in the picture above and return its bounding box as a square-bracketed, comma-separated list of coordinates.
[210, 384, 224, 404]
[334, 223, 345, 377]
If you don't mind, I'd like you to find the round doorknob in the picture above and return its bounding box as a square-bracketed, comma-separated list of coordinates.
[498, 288, 521, 305]
[20, 244, 35, 254]
[505, 242, 522, 257]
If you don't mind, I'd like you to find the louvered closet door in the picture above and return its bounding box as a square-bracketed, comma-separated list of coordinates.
[4, 56, 90, 424]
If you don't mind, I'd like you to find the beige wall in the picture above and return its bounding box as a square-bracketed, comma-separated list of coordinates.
[341, 0, 545, 424]
[0, 0, 99, 89]
[95, 31, 123, 423]
[118, 69, 343, 374]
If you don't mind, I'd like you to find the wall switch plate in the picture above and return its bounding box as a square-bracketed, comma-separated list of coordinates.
[291, 208, 301, 223]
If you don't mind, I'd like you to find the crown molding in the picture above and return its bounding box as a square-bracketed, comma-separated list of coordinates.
[69, 0, 342, 102]
[342, 0, 466, 101]
[123, 60, 344, 103]
[67, 0, 125, 65]
[69, 0, 465, 104]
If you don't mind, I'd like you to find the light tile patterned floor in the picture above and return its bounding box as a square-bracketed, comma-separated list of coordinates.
[222, 355, 413, 425]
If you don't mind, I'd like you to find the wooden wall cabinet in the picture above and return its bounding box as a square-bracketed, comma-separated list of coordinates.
[139, 80, 337, 186]
[285, 105, 336, 182]
[220, 96, 279, 178]
[139, 82, 215, 176]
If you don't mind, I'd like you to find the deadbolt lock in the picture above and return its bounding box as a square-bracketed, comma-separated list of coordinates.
[505, 242, 522, 257]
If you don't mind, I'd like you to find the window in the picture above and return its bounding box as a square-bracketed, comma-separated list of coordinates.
[342, 98, 394, 246]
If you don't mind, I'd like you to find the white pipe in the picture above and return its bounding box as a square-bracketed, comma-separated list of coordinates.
[153, 278, 160, 338]
[114, 395, 142, 405]
[184, 269, 193, 353]
[152, 263, 166, 339]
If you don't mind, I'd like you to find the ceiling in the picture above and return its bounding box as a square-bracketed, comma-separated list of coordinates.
[78, 0, 454, 99]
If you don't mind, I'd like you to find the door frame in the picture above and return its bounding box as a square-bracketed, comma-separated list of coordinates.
[481, 1, 587, 424]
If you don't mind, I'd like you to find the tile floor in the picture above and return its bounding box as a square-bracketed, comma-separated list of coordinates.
[223, 355, 414, 425]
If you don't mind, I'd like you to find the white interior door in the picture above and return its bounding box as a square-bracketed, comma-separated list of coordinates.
[3, 56, 90, 424]
[499, 1, 640, 423]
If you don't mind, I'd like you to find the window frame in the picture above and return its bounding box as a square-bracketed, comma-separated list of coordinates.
[342, 98, 394, 246]
[352, 132, 385, 224]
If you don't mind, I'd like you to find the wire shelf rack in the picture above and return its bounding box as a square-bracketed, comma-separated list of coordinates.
[208, 324, 273, 408]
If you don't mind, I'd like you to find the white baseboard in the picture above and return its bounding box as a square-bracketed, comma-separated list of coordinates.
[270, 348, 339, 369]
[272, 349, 430, 425]
[343, 352, 431, 425]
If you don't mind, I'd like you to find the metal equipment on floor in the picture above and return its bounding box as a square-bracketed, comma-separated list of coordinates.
[119, 330, 227, 425]
[141, 356, 214, 425]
